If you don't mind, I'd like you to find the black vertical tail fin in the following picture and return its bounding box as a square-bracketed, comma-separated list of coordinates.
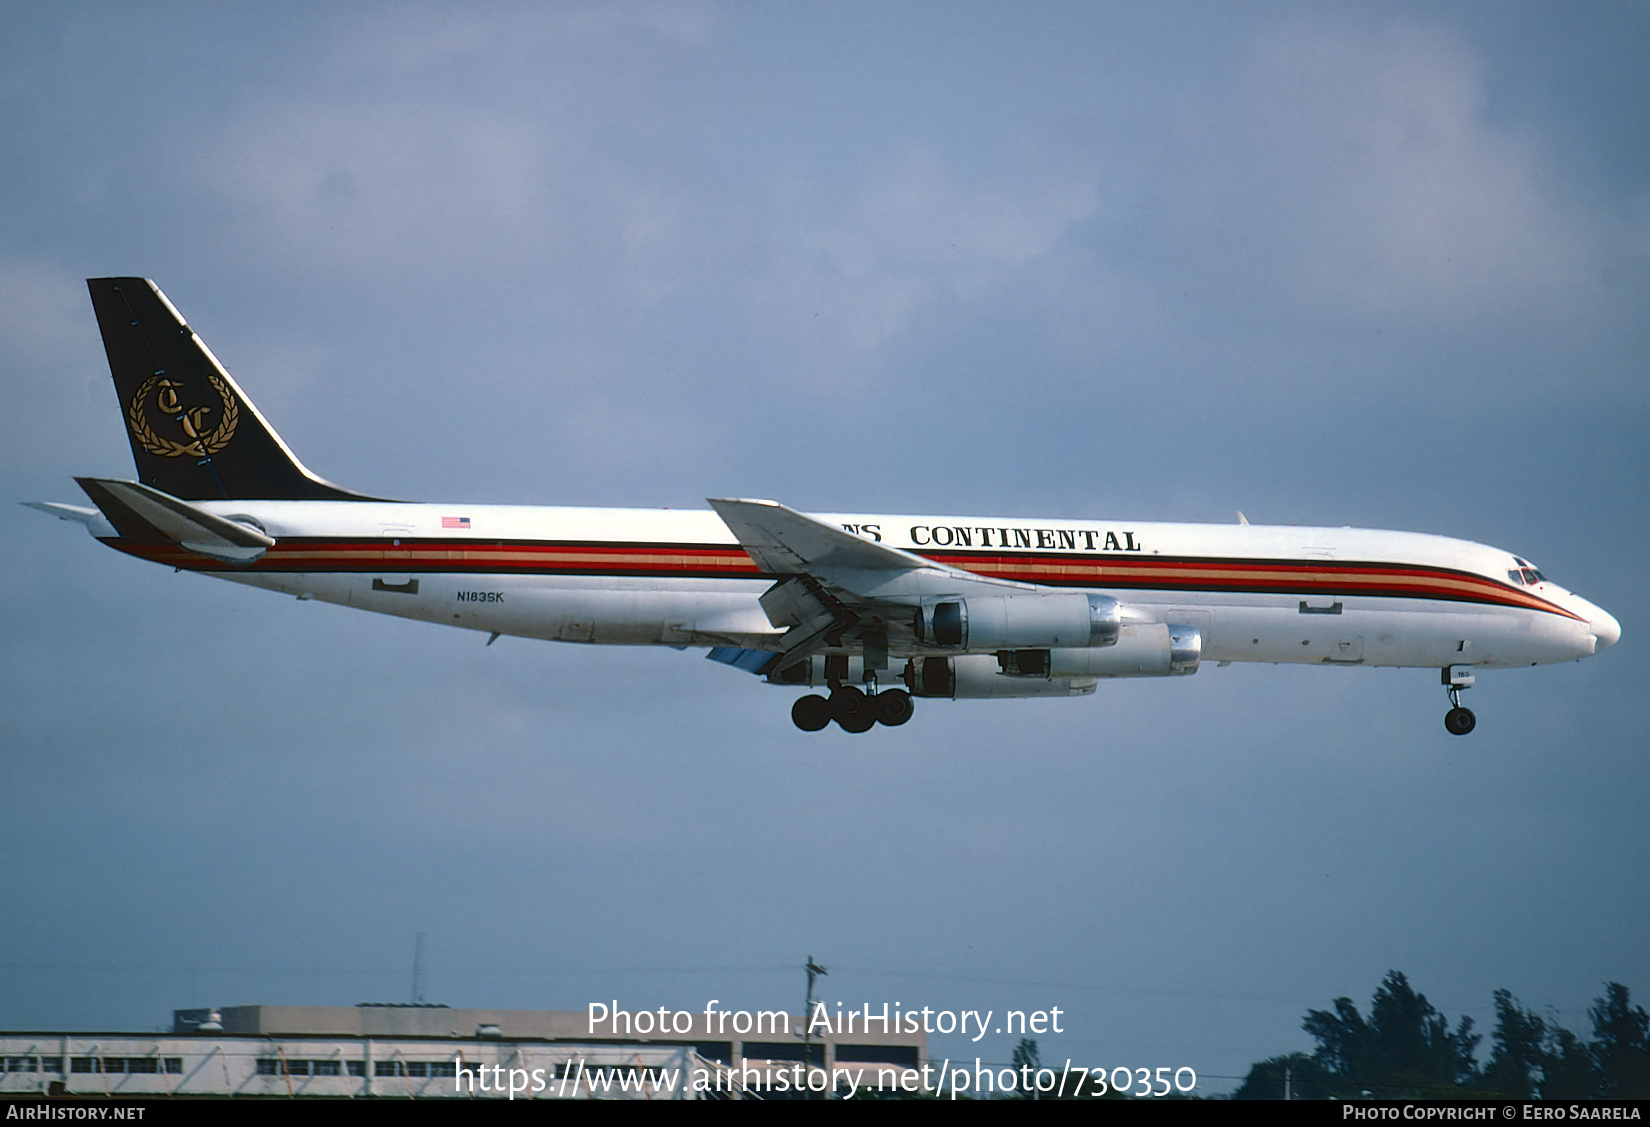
[87, 278, 383, 501]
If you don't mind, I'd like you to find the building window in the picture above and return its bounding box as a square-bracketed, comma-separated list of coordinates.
[127, 1058, 159, 1074]
[375, 1060, 403, 1077]
[164, 1058, 183, 1075]
[347, 1061, 366, 1077]
[311, 1060, 341, 1076]
[100, 1058, 127, 1074]
[70, 1058, 96, 1074]
[430, 1062, 457, 1078]
[256, 1059, 281, 1076]
[835, 1044, 919, 1067]
[740, 1043, 824, 1066]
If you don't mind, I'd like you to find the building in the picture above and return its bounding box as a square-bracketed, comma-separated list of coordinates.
[0, 1002, 928, 1099]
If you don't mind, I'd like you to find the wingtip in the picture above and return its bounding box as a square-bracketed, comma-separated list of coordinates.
[22, 500, 104, 526]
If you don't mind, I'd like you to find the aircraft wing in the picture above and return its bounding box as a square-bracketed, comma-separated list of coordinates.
[707, 497, 1029, 666]
[709, 497, 933, 575]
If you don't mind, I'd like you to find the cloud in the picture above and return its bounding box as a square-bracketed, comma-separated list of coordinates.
[194, 12, 1106, 404]
[199, 4, 720, 299]
[754, 145, 1100, 360]
[350, 0, 718, 74]
[1186, 18, 1602, 328]
[210, 100, 560, 267]
[0, 258, 126, 486]
[0, 258, 91, 370]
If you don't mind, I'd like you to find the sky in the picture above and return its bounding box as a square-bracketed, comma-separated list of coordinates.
[1, 0, 1646, 1094]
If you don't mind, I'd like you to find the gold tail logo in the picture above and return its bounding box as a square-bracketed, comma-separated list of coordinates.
[127, 373, 239, 458]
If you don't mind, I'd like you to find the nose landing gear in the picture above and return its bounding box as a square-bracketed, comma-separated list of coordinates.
[1444, 702, 1476, 735]
[1442, 665, 1476, 735]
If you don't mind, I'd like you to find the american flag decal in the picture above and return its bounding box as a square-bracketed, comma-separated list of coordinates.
[442, 516, 471, 529]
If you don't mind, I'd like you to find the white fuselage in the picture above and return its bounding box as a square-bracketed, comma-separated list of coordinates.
[93, 500, 1618, 673]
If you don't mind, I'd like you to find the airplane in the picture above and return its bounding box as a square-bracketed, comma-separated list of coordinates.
[27, 278, 1621, 735]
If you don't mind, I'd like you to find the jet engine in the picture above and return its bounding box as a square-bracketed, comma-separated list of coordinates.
[905, 623, 1202, 698]
[902, 654, 1096, 698]
[913, 593, 1121, 651]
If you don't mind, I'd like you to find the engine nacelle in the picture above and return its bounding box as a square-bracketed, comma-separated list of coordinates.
[770, 653, 1093, 698]
[914, 593, 1121, 651]
[996, 623, 1202, 679]
[903, 654, 1098, 699]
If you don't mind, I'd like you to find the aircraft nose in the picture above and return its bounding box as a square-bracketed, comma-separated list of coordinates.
[1591, 607, 1622, 652]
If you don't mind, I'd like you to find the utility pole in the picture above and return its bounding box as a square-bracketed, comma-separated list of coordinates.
[803, 955, 828, 1096]
[411, 932, 427, 1004]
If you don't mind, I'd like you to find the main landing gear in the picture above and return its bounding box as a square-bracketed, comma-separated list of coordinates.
[791, 686, 914, 733]
[1442, 664, 1476, 736]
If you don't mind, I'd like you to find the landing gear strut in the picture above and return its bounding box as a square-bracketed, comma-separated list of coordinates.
[790, 687, 915, 733]
[832, 686, 875, 733]
[1442, 664, 1476, 735]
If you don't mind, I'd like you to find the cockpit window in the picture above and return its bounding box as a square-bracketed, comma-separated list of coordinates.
[1508, 565, 1548, 586]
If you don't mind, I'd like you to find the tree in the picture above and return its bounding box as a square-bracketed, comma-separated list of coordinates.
[1010, 1038, 1041, 1100]
[1589, 983, 1650, 1098]
[1233, 1052, 1334, 1100]
[1540, 1024, 1599, 1099]
[1482, 989, 1547, 1099]
[1298, 971, 1480, 1098]
[1244, 978, 1649, 1101]
[1478, 982, 1650, 1099]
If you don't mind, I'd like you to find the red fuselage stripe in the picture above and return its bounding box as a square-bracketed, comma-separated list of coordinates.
[106, 538, 1582, 619]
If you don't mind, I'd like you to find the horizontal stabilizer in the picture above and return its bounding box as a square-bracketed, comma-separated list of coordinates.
[76, 477, 274, 564]
[21, 501, 107, 529]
